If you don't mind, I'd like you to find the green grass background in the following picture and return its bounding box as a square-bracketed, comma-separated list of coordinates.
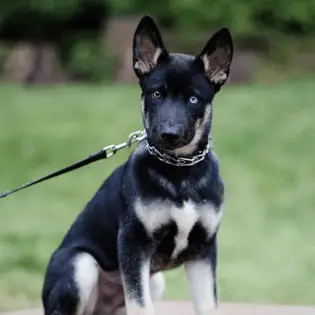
[0, 80, 314, 310]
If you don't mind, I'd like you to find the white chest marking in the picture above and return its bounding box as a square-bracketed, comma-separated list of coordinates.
[135, 199, 223, 258]
[170, 202, 199, 258]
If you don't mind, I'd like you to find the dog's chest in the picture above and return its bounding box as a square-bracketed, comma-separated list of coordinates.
[135, 199, 222, 259]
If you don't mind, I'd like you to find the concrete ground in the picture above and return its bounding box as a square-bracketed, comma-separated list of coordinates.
[2, 301, 315, 315]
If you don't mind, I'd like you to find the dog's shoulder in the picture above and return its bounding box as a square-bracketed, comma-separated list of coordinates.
[61, 146, 145, 236]
[58, 161, 128, 237]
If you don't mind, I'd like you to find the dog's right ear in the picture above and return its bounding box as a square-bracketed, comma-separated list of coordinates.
[133, 15, 168, 78]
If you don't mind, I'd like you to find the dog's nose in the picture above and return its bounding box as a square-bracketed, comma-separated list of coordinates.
[159, 125, 183, 144]
[161, 131, 180, 142]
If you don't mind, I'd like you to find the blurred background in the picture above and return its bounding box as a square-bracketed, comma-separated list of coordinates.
[0, 0, 315, 311]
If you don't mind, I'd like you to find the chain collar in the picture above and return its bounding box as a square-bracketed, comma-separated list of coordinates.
[105, 129, 211, 167]
[146, 141, 211, 167]
[103, 129, 211, 167]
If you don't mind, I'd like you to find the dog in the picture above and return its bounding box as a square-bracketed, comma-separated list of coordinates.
[42, 15, 233, 315]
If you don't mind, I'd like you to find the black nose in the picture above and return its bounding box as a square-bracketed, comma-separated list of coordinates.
[161, 131, 180, 142]
[159, 124, 183, 144]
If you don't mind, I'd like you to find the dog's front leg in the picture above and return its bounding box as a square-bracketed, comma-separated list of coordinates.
[118, 228, 154, 315]
[185, 236, 219, 315]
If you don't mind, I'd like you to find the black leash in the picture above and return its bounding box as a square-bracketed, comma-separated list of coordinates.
[0, 130, 146, 199]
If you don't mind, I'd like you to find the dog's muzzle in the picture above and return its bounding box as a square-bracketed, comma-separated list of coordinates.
[157, 123, 185, 150]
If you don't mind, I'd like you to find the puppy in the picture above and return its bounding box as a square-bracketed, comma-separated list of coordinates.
[42, 15, 233, 315]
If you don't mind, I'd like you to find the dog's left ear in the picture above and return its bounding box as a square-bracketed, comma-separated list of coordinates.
[196, 27, 233, 86]
[133, 15, 168, 77]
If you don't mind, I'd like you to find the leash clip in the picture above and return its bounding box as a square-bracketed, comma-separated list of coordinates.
[127, 130, 146, 147]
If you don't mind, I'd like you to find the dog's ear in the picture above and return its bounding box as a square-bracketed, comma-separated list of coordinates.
[133, 15, 168, 77]
[196, 27, 233, 87]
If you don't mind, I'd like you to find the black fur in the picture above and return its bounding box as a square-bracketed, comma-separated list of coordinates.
[42, 15, 233, 315]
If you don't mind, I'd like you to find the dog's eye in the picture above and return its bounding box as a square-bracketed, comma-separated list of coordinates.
[151, 90, 161, 99]
[189, 96, 199, 104]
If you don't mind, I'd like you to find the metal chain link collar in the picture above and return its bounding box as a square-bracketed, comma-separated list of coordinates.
[146, 140, 210, 167]
[105, 129, 210, 167]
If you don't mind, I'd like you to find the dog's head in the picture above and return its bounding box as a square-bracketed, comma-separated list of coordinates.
[133, 15, 233, 155]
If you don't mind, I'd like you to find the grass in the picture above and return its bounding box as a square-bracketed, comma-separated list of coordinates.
[0, 80, 314, 311]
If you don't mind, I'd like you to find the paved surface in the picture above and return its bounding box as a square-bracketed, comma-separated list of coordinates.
[1, 301, 315, 315]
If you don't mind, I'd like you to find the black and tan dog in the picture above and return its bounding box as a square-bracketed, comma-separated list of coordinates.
[42, 15, 233, 315]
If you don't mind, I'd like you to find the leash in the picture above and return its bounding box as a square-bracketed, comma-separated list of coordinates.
[0, 130, 146, 199]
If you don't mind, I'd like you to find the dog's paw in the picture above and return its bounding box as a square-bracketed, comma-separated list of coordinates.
[150, 272, 165, 301]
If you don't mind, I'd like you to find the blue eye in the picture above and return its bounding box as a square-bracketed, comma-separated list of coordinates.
[189, 96, 199, 104]
[152, 90, 161, 99]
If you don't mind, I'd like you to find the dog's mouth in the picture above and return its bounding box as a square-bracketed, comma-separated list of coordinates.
[157, 141, 183, 151]
[147, 136, 192, 153]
